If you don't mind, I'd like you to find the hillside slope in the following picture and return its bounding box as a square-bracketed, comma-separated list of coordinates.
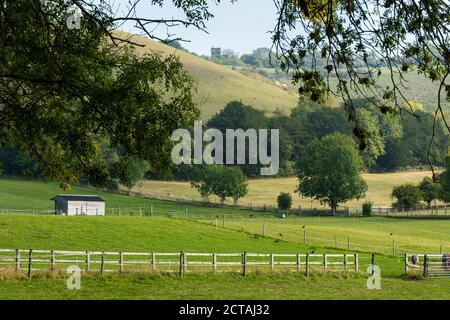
[114, 31, 298, 119]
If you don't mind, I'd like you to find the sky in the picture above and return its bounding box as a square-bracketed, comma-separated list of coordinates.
[118, 0, 279, 56]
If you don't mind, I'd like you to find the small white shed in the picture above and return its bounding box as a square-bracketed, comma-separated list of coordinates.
[51, 194, 106, 216]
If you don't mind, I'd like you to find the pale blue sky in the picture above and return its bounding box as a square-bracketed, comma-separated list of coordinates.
[118, 0, 278, 56]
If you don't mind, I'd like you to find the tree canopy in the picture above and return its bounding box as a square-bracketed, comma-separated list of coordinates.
[191, 165, 248, 204]
[0, 0, 213, 187]
[297, 133, 368, 213]
[272, 0, 450, 170]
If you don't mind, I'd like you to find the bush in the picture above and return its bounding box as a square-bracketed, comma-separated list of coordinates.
[392, 184, 422, 209]
[419, 177, 440, 208]
[277, 192, 292, 211]
[362, 201, 373, 216]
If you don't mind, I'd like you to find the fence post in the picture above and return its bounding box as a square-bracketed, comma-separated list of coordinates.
[27, 249, 32, 279]
[263, 219, 266, 236]
[15, 249, 20, 271]
[152, 252, 156, 272]
[347, 236, 350, 250]
[119, 252, 124, 273]
[404, 254, 408, 274]
[371, 254, 375, 276]
[296, 254, 300, 272]
[344, 254, 347, 272]
[303, 227, 307, 245]
[354, 254, 359, 272]
[51, 250, 55, 271]
[392, 239, 396, 256]
[305, 253, 309, 277]
[270, 253, 274, 273]
[334, 235, 337, 249]
[213, 254, 217, 273]
[139, 207, 142, 217]
[179, 251, 184, 277]
[242, 252, 247, 276]
[323, 254, 327, 272]
[86, 251, 90, 272]
[423, 254, 429, 277]
[101, 252, 105, 275]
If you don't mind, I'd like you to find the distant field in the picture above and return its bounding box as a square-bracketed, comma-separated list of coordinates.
[115, 31, 298, 119]
[0, 213, 450, 299]
[131, 171, 433, 210]
[0, 177, 253, 216]
[1, 178, 450, 299]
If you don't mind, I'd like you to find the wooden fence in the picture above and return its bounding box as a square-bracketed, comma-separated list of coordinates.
[405, 253, 450, 278]
[373, 204, 450, 217]
[0, 249, 359, 277]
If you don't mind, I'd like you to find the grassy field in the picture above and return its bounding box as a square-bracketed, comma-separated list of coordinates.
[0, 213, 449, 299]
[203, 216, 450, 256]
[131, 171, 433, 209]
[1, 177, 449, 256]
[1, 177, 450, 299]
[3, 273, 450, 300]
[0, 177, 259, 217]
[115, 31, 298, 119]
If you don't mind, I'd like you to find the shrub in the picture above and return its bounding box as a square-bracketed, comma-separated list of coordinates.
[277, 192, 292, 211]
[392, 184, 422, 210]
[418, 177, 440, 208]
[362, 201, 373, 216]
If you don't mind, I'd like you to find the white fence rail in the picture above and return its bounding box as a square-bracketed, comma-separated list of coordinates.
[0, 249, 359, 277]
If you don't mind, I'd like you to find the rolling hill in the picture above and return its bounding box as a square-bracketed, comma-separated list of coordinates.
[114, 30, 299, 119]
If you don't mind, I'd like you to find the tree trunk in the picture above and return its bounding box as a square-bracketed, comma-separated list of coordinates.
[331, 202, 337, 216]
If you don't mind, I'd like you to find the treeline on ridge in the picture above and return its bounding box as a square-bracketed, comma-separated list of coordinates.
[172, 99, 449, 179]
[0, 99, 448, 185]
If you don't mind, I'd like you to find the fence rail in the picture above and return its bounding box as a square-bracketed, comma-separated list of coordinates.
[405, 253, 450, 278]
[0, 249, 359, 277]
[373, 204, 450, 217]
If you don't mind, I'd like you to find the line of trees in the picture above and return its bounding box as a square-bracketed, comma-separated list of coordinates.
[392, 152, 450, 209]
[189, 100, 449, 179]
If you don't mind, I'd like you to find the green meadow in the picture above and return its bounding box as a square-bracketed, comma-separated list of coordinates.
[0, 178, 450, 299]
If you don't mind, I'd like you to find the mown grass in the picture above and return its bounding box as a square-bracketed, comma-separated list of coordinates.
[131, 171, 434, 209]
[0, 178, 449, 299]
[0, 177, 259, 217]
[200, 216, 450, 256]
[2, 272, 450, 300]
[0, 212, 449, 299]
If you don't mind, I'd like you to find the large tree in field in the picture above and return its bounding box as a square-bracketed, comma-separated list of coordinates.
[439, 150, 450, 202]
[419, 176, 440, 208]
[297, 133, 367, 214]
[191, 165, 248, 205]
[272, 0, 450, 174]
[0, 0, 226, 188]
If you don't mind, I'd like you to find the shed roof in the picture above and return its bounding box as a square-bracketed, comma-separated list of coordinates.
[51, 194, 105, 202]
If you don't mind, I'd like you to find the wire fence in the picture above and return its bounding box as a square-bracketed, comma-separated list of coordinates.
[1, 205, 450, 257]
[371, 204, 450, 217]
[191, 215, 450, 257]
